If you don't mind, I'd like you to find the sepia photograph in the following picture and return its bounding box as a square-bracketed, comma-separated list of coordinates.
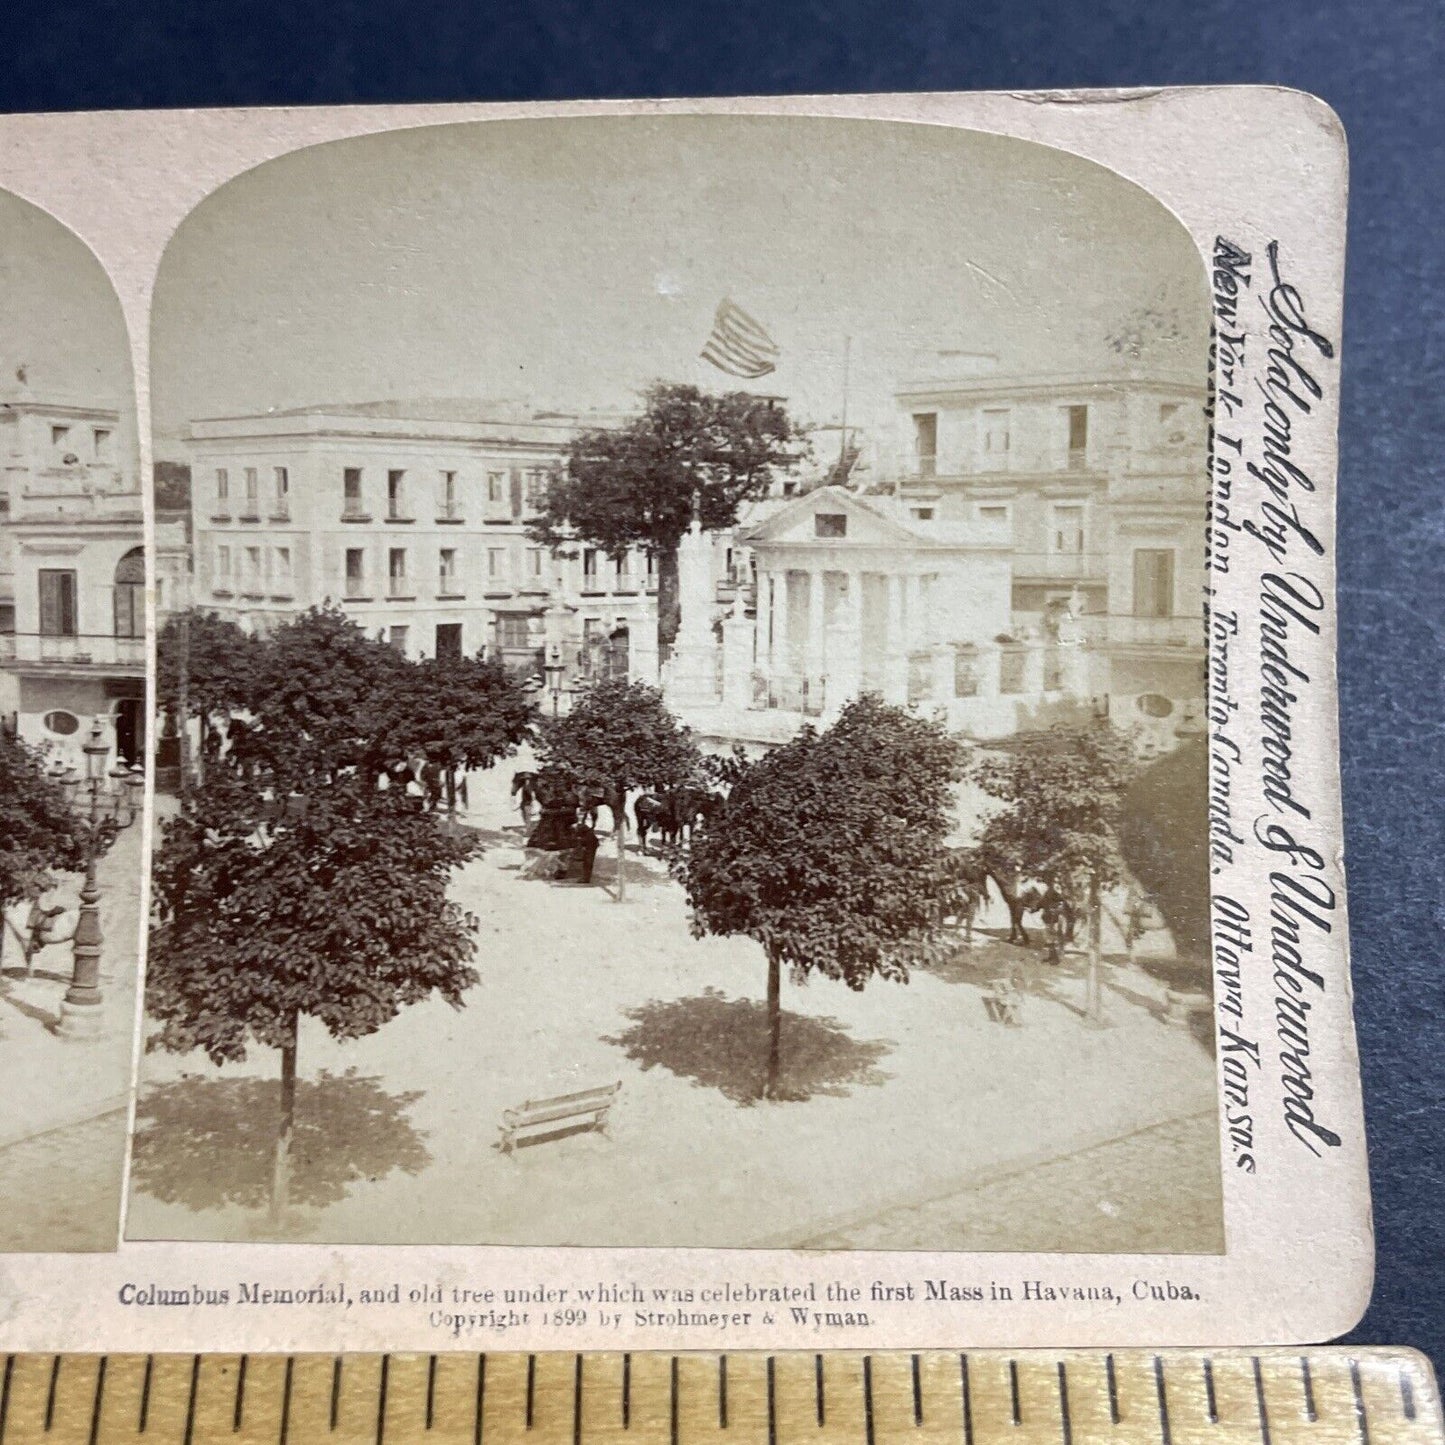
[129, 113, 1222, 1252]
[0, 189, 149, 1250]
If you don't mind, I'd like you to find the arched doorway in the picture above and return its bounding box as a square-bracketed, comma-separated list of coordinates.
[113, 547, 144, 638]
[114, 696, 145, 765]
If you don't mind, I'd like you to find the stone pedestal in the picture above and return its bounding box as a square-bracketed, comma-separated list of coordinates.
[721, 611, 754, 710]
[1058, 640, 1090, 697]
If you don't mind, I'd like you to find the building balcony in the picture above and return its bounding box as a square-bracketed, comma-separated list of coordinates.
[341, 506, 372, 523]
[437, 575, 465, 599]
[1011, 551, 1108, 582]
[436, 503, 464, 524]
[343, 579, 371, 600]
[5, 632, 146, 672]
[269, 504, 292, 522]
[1090, 614, 1204, 650]
[387, 580, 415, 600]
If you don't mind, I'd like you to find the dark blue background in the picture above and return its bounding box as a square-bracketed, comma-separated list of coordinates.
[3, 0, 1439, 1368]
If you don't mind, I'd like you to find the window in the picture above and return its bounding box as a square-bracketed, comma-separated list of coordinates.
[216, 544, 233, 586]
[436, 622, 463, 661]
[912, 507, 935, 521]
[526, 469, 547, 503]
[343, 467, 364, 516]
[1159, 402, 1188, 446]
[273, 467, 290, 514]
[244, 467, 259, 508]
[388, 547, 408, 594]
[1132, 549, 1175, 618]
[345, 548, 366, 596]
[39, 570, 77, 636]
[244, 547, 262, 591]
[51, 424, 71, 449]
[646, 552, 657, 584]
[497, 614, 531, 650]
[1052, 504, 1085, 554]
[440, 470, 458, 519]
[614, 554, 630, 588]
[43, 710, 80, 737]
[216, 468, 230, 506]
[527, 548, 544, 579]
[982, 409, 1011, 462]
[439, 547, 458, 593]
[1065, 405, 1089, 468]
[814, 512, 847, 539]
[389, 625, 409, 654]
[978, 503, 1009, 525]
[114, 548, 145, 637]
[387, 470, 407, 520]
[488, 548, 508, 583]
[273, 547, 293, 591]
[583, 549, 599, 586]
[913, 413, 938, 477]
[93, 428, 113, 461]
[487, 471, 504, 505]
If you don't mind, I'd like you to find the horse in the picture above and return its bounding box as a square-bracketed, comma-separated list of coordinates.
[634, 786, 721, 853]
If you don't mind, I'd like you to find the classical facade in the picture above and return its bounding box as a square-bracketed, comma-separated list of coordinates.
[183, 402, 656, 681]
[0, 394, 153, 770]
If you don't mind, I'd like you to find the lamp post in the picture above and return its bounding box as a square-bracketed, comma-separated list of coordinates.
[51, 717, 144, 1040]
[543, 643, 566, 719]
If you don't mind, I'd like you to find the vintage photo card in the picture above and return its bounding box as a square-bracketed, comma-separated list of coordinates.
[0, 87, 1366, 1350]
[0, 188, 147, 1251]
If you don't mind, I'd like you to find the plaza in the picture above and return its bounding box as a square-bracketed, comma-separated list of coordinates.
[128, 752, 1222, 1253]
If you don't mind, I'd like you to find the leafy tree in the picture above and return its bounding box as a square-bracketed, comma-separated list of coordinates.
[681, 695, 961, 1099]
[535, 679, 699, 901]
[970, 724, 1138, 1021]
[156, 610, 263, 785]
[370, 652, 536, 814]
[148, 767, 480, 1220]
[153, 459, 192, 512]
[529, 383, 808, 653]
[0, 733, 86, 948]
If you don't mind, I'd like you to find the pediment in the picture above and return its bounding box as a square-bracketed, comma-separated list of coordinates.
[742, 486, 920, 548]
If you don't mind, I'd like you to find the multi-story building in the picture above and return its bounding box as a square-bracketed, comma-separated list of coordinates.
[0, 393, 151, 769]
[892, 364, 1208, 730]
[184, 401, 657, 681]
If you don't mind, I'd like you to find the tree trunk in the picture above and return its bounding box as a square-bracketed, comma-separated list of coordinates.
[270, 1014, 299, 1225]
[614, 814, 626, 903]
[656, 544, 681, 664]
[1086, 876, 1104, 1024]
[446, 769, 457, 820]
[764, 947, 782, 1100]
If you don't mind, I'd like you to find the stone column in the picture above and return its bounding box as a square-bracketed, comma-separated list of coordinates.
[828, 569, 864, 706]
[771, 569, 791, 678]
[753, 570, 771, 686]
[805, 568, 826, 707]
[884, 571, 909, 704]
[722, 596, 754, 710]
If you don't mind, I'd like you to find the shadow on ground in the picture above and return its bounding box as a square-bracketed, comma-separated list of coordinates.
[604, 986, 894, 1105]
[130, 1068, 430, 1215]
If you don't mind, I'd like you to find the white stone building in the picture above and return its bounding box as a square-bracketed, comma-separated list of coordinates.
[183, 401, 657, 681]
[0, 393, 152, 770]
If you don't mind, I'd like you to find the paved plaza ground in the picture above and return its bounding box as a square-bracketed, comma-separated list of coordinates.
[128, 753, 1224, 1253]
[0, 823, 142, 1252]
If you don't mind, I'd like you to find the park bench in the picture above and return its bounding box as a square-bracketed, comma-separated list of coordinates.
[497, 1081, 622, 1156]
[982, 978, 1024, 1026]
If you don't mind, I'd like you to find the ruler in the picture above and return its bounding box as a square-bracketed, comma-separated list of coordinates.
[0, 1350, 1435, 1445]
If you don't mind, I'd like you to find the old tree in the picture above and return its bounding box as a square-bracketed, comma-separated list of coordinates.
[682, 695, 962, 1100]
[529, 383, 808, 654]
[147, 607, 534, 1217]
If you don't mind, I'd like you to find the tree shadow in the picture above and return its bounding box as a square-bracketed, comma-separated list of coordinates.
[603, 987, 894, 1105]
[129, 1068, 430, 1215]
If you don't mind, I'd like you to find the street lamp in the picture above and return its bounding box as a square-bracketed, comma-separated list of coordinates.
[50, 716, 144, 1040]
[543, 643, 566, 718]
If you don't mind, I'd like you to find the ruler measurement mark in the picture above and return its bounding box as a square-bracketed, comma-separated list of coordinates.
[331, 1357, 343, 1433]
[526, 1355, 536, 1430]
[1058, 1362, 1073, 1445]
[427, 1355, 439, 1432]
[1010, 1359, 1022, 1427]
[864, 1357, 877, 1445]
[1352, 1360, 1371, 1445]
[1106, 1355, 1120, 1426]
[1154, 1356, 1172, 1445]
[1401, 1369, 1418, 1422]
[475, 1355, 486, 1445]
[671, 1357, 679, 1445]
[44, 1354, 60, 1433]
[1253, 1358, 1271, 1445]
[574, 1355, 584, 1445]
[377, 1354, 390, 1445]
[913, 1354, 924, 1427]
[767, 1357, 777, 1445]
[1, 1354, 14, 1444]
[623, 1355, 631, 1430]
[1204, 1360, 1218, 1424]
[961, 1355, 975, 1445]
[235, 1354, 248, 1432]
[139, 1355, 153, 1434]
[1301, 1358, 1317, 1422]
[816, 1354, 826, 1427]
[184, 1353, 201, 1445]
[279, 1357, 293, 1445]
[719, 1355, 728, 1430]
[88, 1355, 107, 1445]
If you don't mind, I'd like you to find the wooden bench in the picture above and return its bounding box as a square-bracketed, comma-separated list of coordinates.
[498, 1082, 622, 1156]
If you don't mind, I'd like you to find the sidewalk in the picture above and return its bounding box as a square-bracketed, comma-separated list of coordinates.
[0, 823, 141, 1249]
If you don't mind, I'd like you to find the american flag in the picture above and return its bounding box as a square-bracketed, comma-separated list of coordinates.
[699, 299, 780, 379]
